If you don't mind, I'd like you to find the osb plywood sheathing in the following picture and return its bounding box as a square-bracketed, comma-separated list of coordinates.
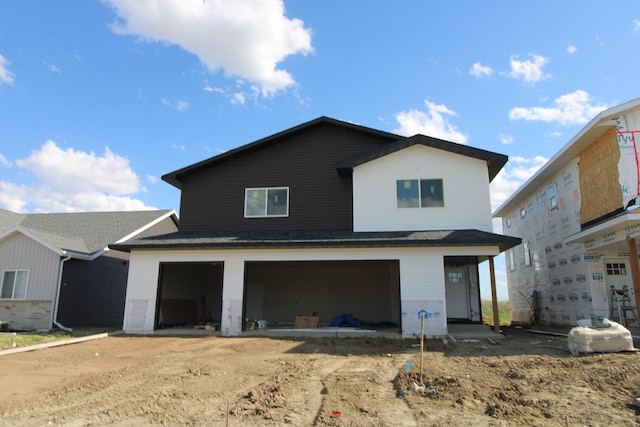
[579, 127, 622, 225]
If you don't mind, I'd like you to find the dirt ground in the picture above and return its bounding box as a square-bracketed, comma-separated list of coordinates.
[1, 327, 640, 426]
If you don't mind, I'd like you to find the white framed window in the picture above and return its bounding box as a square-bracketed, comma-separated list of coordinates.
[244, 187, 289, 217]
[508, 250, 515, 271]
[548, 185, 558, 210]
[396, 179, 444, 208]
[523, 241, 531, 266]
[520, 207, 526, 218]
[1, 270, 29, 299]
[506, 218, 511, 228]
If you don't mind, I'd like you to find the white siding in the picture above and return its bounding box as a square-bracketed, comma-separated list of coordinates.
[353, 145, 493, 232]
[123, 246, 499, 336]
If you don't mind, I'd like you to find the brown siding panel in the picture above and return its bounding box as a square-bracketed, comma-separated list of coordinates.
[578, 127, 622, 226]
[179, 125, 389, 232]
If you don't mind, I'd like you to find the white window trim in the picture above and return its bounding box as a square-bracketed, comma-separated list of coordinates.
[523, 241, 531, 266]
[244, 187, 289, 218]
[548, 185, 558, 210]
[1, 269, 29, 300]
[396, 178, 445, 208]
[508, 250, 515, 271]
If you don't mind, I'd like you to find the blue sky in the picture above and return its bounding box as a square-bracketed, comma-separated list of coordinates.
[1, 1, 639, 299]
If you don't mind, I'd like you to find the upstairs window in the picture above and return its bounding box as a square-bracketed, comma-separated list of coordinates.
[245, 187, 289, 217]
[523, 241, 531, 266]
[1, 270, 28, 299]
[396, 179, 444, 208]
[548, 185, 558, 210]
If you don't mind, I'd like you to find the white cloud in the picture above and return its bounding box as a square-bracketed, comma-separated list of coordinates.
[505, 53, 550, 84]
[470, 62, 493, 77]
[161, 98, 189, 111]
[171, 144, 187, 151]
[393, 100, 468, 143]
[633, 20, 640, 33]
[497, 133, 514, 145]
[508, 90, 608, 125]
[105, 0, 313, 95]
[0, 140, 153, 213]
[231, 92, 246, 105]
[0, 54, 15, 85]
[490, 155, 548, 211]
[567, 45, 577, 54]
[0, 153, 10, 167]
[146, 174, 158, 184]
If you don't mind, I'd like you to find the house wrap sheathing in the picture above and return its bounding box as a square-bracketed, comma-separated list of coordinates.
[495, 102, 640, 328]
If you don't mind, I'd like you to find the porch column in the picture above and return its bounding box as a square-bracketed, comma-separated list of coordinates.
[489, 256, 500, 334]
[627, 238, 640, 311]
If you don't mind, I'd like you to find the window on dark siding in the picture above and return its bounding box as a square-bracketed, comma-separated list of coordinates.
[396, 179, 444, 208]
[245, 187, 289, 217]
[1, 270, 28, 299]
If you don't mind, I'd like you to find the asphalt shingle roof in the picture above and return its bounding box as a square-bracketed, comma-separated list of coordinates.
[0, 209, 175, 255]
[110, 229, 521, 253]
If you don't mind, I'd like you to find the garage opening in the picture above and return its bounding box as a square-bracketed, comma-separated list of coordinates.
[155, 262, 223, 330]
[244, 260, 401, 332]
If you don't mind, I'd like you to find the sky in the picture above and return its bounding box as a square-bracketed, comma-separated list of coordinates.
[1, 1, 639, 300]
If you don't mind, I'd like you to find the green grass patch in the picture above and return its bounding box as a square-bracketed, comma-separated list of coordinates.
[482, 300, 511, 326]
[0, 328, 112, 350]
[0, 331, 74, 350]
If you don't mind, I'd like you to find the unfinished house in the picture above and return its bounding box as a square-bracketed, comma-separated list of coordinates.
[493, 98, 640, 328]
[0, 209, 178, 330]
[112, 117, 520, 337]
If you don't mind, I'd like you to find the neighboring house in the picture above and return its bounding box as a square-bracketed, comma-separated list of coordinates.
[111, 117, 519, 337]
[493, 98, 640, 328]
[0, 209, 178, 330]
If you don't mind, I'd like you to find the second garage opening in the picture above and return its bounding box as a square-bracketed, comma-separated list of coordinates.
[244, 260, 401, 332]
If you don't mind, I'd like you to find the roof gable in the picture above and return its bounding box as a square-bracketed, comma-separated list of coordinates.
[0, 209, 177, 257]
[162, 116, 401, 189]
[336, 134, 508, 182]
[493, 97, 640, 217]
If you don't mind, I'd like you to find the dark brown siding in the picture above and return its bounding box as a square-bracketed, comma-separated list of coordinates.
[57, 253, 129, 327]
[179, 124, 390, 232]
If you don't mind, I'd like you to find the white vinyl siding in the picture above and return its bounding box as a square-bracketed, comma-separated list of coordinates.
[352, 145, 493, 232]
[123, 245, 499, 336]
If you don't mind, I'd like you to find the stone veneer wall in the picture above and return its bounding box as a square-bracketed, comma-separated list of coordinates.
[0, 301, 52, 331]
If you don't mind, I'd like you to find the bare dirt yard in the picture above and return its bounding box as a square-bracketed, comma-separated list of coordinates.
[1, 327, 640, 426]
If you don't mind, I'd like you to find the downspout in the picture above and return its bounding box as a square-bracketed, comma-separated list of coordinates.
[52, 252, 73, 332]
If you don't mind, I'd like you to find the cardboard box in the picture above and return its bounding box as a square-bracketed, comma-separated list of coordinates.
[295, 315, 319, 328]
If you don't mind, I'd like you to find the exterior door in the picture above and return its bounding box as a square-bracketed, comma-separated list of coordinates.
[445, 268, 469, 319]
[605, 258, 635, 313]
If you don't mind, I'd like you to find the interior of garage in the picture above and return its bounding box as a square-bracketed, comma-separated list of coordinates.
[244, 260, 401, 331]
[156, 262, 223, 329]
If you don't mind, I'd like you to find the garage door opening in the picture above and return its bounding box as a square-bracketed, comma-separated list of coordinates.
[244, 260, 401, 332]
[156, 262, 223, 330]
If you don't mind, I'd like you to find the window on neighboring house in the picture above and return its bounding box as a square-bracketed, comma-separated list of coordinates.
[245, 187, 289, 217]
[520, 207, 526, 218]
[1, 270, 28, 299]
[396, 179, 444, 208]
[506, 218, 511, 228]
[606, 262, 627, 275]
[508, 250, 515, 271]
[548, 185, 558, 210]
[523, 241, 531, 266]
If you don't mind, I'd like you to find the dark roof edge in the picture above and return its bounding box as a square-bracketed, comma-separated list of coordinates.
[110, 230, 521, 253]
[337, 134, 508, 181]
[162, 116, 402, 189]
